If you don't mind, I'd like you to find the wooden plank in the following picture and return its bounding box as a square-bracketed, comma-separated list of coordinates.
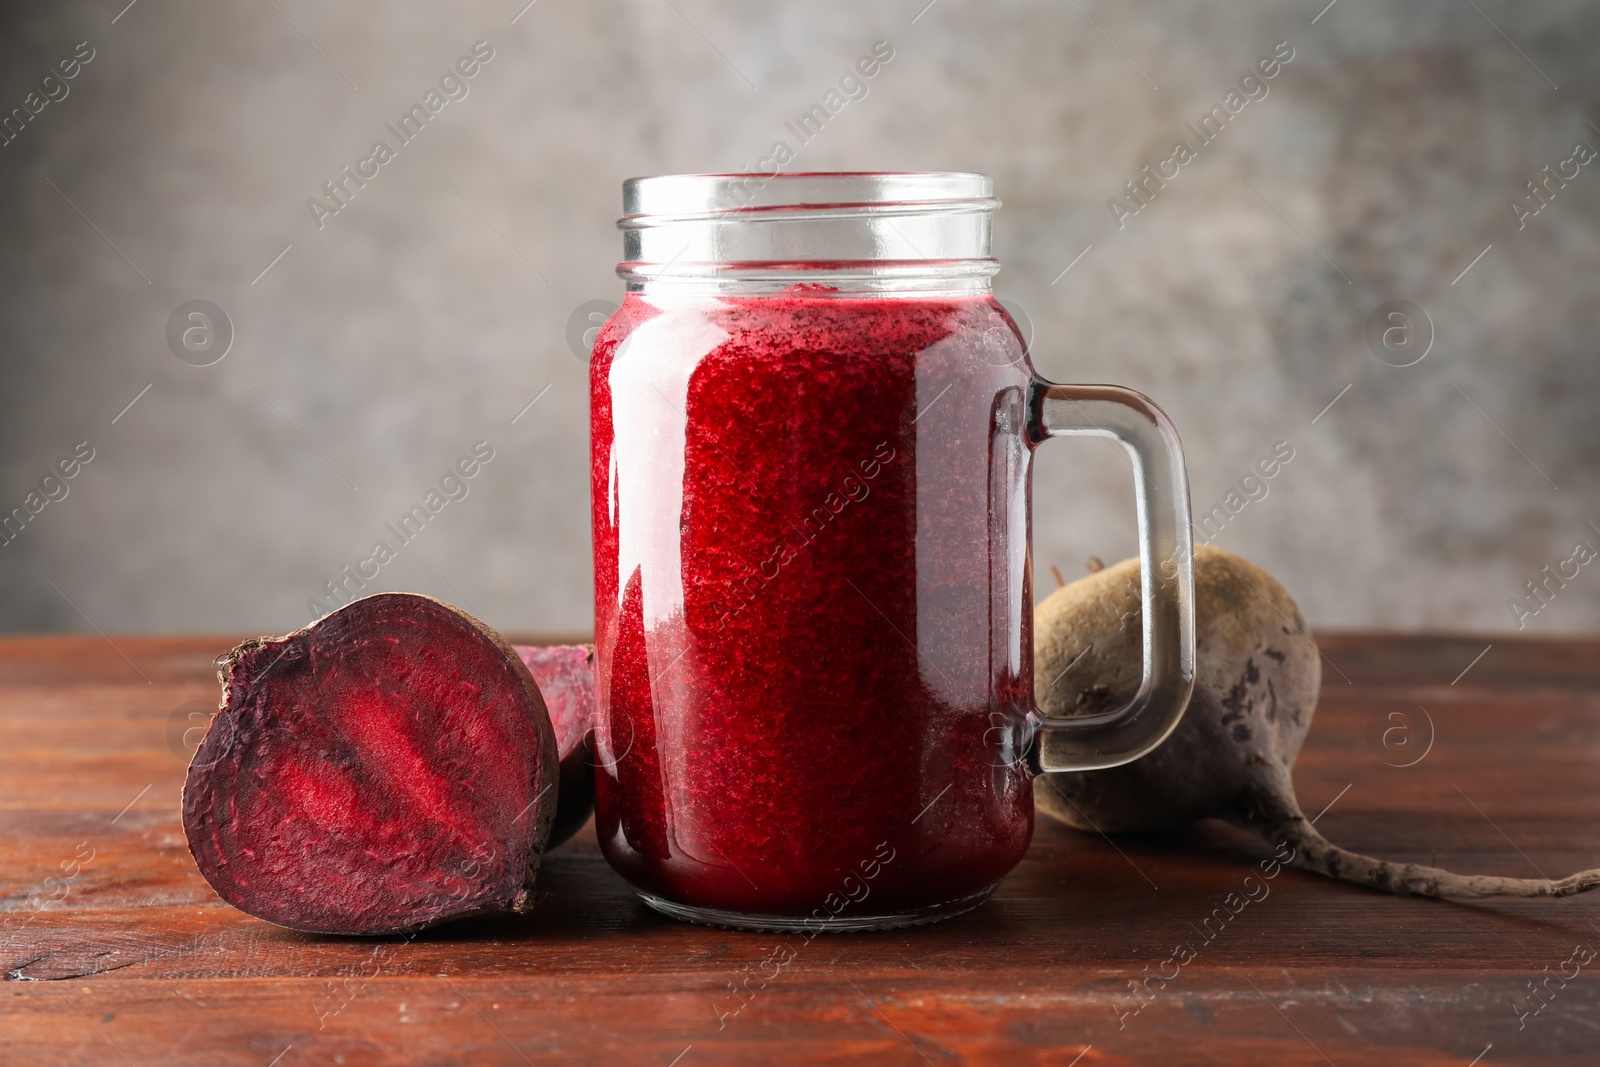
[2, 634, 1598, 1063]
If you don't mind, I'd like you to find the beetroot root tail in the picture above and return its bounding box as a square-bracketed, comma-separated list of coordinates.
[1229, 780, 1600, 900]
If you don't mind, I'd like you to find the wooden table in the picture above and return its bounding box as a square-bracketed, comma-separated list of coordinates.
[3, 634, 1598, 1065]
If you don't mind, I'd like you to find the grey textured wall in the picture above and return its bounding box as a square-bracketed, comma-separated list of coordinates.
[1, 0, 1597, 639]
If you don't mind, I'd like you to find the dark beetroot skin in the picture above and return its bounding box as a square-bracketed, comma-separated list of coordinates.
[514, 644, 597, 848]
[183, 594, 559, 935]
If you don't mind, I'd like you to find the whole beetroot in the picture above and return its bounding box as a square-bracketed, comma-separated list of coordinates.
[1034, 546, 1600, 898]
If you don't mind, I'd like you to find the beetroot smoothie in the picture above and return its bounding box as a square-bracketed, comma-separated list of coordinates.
[590, 288, 1037, 920]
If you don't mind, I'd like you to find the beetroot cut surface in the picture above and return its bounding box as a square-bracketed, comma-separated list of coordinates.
[183, 593, 559, 935]
[514, 644, 597, 849]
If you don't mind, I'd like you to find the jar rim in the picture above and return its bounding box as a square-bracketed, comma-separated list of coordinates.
[617, 172, 1000, 288]
[619, 172, 998, 226]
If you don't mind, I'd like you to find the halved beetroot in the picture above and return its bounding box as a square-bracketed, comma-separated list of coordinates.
[183, 594, 560, 935]
[514, 644, 596, 849]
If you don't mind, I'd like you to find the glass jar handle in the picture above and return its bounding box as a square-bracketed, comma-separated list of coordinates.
[1025, 381, 1196, 773]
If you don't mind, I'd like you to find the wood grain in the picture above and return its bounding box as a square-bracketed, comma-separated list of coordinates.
[2, 633, 1598, 1065]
